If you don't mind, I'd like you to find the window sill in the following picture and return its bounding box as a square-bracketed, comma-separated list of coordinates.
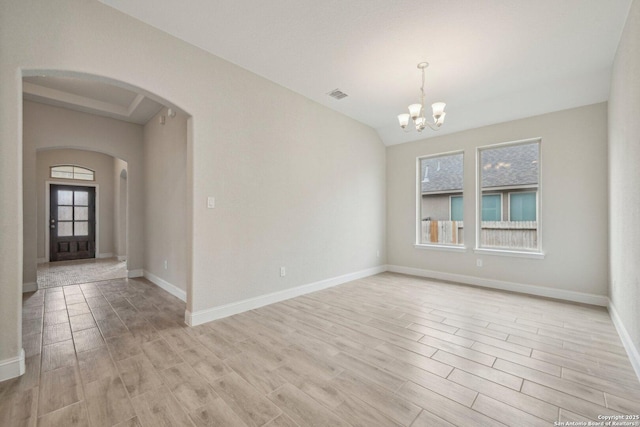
[414, 244, 467, 253]
[473, 248, 545, 259]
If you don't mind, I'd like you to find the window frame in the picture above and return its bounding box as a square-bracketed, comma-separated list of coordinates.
[415, 150, 466, 251]
[475, 138, 543, 258]
[50, 164, 95, 181]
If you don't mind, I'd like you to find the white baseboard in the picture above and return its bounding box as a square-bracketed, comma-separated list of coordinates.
[117, 255, 127, 262]
[0, 349, 25, 382]
[37, 258, 46, 264]
[387, 265, 609, 307]
[185, 265, 387, 326]
[23, 282, 38, 293]
[97, 252, 114, 259]
[127, 269, 143, 278]
[608, 299, 640, 382]
[144, 270, 186, 302]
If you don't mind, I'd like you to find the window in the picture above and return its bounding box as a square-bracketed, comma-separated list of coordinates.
[56, 189, 90, 237]
[417, 152, 464, 246]
[51, 165, 95, 181]
[478, 140, 540, 252]
[481, 194, 502, 221]
[450, 196, 463, 221]
[510, 192, 537, 221]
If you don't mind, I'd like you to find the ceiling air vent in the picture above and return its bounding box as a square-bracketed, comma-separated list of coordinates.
[327, 89, 348, 100]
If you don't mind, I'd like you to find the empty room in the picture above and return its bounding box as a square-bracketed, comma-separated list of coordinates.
[1, 0, 640, 426]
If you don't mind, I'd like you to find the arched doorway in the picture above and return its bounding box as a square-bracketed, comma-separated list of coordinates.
[18, 70, 193, 384]
[116, 167, 128, 262]
[22, 70, 191, 298]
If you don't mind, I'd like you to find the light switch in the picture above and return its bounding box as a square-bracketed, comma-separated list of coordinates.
[207, 196, 215, 209]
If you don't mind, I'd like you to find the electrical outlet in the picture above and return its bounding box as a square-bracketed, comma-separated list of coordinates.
[164, 260, 168, 270]
[476, 259, 483, 267]
[376, 250, 380, 258]
[280, 267, 286, 277]
[207, 196, 215, 209]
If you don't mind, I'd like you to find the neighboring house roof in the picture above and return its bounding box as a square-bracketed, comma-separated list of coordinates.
[481, 143, 539, 188]
[420, 154, 464, 193]
[421, 143, 538, 194]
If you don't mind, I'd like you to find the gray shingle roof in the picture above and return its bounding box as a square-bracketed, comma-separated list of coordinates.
[420, 154, 463, 193]
[420, 143, 538, 194]
[481, 143, 538, 188]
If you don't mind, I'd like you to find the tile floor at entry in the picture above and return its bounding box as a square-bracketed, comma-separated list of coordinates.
[37, 258, 127, 289]
[1, 272, 640, 427]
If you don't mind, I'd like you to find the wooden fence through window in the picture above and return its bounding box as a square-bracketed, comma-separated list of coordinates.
[421, 220, 538, 249]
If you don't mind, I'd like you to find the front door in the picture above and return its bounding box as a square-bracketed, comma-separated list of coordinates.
[50, 184, 96, 261]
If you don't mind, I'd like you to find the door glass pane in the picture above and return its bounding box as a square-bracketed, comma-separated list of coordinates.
[510, 192, 537, 221]
[58, 222, 72, 236]
[58, 190, 73, 205]
[74, 222, 88, 236]
[482, 194, 501, 221]
[74, 207, 88, 221]
[74, 191, 88, 206]
[58, 206, 73, 221]
[450, 196, 463, 221]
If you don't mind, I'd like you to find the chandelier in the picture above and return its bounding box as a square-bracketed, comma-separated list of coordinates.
[397, 62, 446, 132]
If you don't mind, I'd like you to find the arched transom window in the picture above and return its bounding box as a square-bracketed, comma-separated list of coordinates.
[50, 165, 95, 181]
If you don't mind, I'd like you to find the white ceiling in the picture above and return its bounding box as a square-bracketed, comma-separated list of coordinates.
[23, 75, 164, 125]
[92, 1, 630, 144]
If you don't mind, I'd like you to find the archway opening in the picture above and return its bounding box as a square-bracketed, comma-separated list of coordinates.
[21, 69, 192, 319]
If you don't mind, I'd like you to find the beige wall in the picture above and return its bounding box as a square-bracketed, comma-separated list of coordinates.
[22, 101, 144, 286]
[143, 108, 188, 291]
[388, 103, 608, 296]
[609, 0, 640, 356]
[36, 149, 116, 261]
[0, 0, 386, 367]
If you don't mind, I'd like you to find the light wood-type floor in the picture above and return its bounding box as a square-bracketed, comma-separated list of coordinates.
[2, 273, 640, 426]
